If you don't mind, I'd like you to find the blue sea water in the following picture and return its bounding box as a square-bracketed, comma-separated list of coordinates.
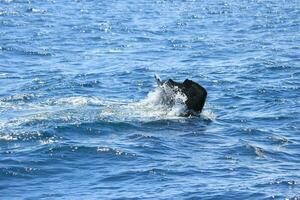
[1, 0, 300, 199]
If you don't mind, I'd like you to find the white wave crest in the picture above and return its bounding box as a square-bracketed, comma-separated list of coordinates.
[53, 96, 106, 106]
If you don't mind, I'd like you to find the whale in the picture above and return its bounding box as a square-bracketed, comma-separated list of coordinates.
[155, 75, 207, 116]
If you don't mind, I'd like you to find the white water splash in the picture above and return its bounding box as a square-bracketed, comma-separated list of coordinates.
[201, 108, 217, 121]
[100, 85, 189, 121]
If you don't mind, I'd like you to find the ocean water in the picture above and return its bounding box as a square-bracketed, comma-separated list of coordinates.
[1, 0, 300, 199]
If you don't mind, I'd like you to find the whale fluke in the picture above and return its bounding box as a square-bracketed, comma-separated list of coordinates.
[156, 76, 207, 115]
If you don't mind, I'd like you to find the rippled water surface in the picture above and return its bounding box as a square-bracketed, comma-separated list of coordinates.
[1, 0, 300, 199]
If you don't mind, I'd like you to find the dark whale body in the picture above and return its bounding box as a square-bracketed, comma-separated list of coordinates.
[155, 75, 207, 116]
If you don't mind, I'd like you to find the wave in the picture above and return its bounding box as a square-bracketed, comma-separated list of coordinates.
[0, 85, 215, 142]
[1, 84, 214, 122]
